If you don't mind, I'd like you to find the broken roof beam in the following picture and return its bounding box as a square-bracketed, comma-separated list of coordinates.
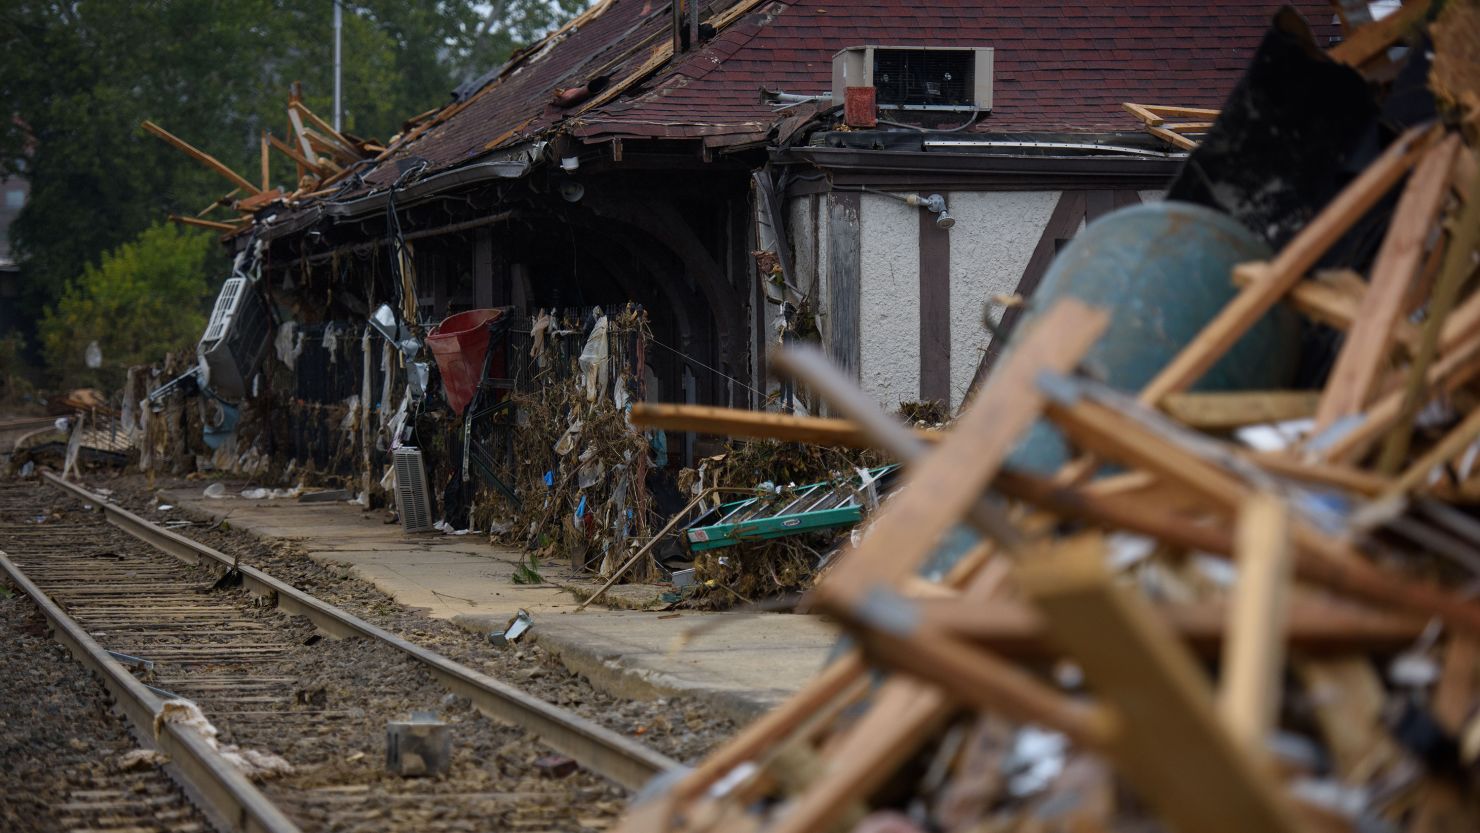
[142, 120, 261, 195]
[168, 214, 242, 232]
[289, 99, 358, 158]
[266, 133, 330, 178]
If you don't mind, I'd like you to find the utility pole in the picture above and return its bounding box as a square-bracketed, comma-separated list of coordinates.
[332, 0, 343, 132]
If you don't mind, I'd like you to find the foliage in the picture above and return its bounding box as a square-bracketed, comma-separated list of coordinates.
[39, 223, 217, 389]
[0, 332, 32, 401]
[0, 0, 587, 339]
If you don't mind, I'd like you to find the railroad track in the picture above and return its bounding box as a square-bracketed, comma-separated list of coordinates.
[0, 474, 679, 833]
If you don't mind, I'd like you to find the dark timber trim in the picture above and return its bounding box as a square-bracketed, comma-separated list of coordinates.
[966, 190, 1088, 397]
[827, 190, 862, 378]
[919, 207, 951, 405]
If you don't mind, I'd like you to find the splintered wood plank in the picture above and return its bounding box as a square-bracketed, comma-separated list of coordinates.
[1295, 658, 1399, 779]
[1233, 266, 1424, 353]
[1219, 493, 1295, 758]
[628, 403, 941, 449]
[168, 214, 240, 233]
[1018, 535, 1306, 833]
[1045, 394, 1480, 635]
[259, 130, 270, 191]
[1328, 0, 1433, 67]
[1142, 104, 1220, 119]
[287, 106, 317, 166]
[765, 678, 952, 833]
[1316, 135, 1462, 430]
[1376, 147, 1480, 472]
[1383, 404, 1480, 496]
[1317, 330, 1480, 463]
[1139, 124, 1436, 406]
[1161, 390, 1320, 429]
[1121, 102, 1164, 126]
[817, 299, 1108, 600]
[142, 120, 261, 195]
[1146, 123, 1199, 150]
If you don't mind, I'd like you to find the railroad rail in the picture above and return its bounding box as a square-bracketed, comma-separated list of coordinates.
[2, 474, 680, 832]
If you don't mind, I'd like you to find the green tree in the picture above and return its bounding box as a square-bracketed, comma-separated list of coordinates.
[0, 0, 586, 355]
[39, 223, 218, 389]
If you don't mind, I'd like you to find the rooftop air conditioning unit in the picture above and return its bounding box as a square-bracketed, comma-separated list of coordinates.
[199, 276, 272, 400]
[393, 447, 435, 533]
[832, 46, 993, 113]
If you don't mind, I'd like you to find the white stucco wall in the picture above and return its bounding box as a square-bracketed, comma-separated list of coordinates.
[858, 193, 921, 409]
[947, 191, 1060, 406]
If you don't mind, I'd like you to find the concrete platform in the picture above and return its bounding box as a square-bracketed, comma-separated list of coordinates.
[161, 485, 836, 721]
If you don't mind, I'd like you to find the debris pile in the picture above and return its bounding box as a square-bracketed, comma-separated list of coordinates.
[490, 306, 661, 579]
[617, 7, 1480, 833]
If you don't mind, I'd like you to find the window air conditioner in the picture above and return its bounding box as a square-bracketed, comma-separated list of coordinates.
[832, 46, 993, 113]
[199, 276, 272, 400]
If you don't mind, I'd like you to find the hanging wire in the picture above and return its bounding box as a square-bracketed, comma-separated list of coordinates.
[646, 336, 766, 399]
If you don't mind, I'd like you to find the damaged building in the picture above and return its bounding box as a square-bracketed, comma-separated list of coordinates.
[191, 0, 1337, 532]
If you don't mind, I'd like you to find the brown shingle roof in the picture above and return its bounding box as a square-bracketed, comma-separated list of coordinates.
[364, 0, 1340, 185]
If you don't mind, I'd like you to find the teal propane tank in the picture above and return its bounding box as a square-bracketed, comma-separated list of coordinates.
[1001, 199, 1299, 473]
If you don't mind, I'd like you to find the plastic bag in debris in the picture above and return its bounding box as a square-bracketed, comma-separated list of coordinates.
[577, 451, 605, 489]
[554, 420, 583, 456]
[203, 483, 228, 500]
[322, 323, 340, 364]
[432, 520, 470, 536]
[84, 340, 102, 369]
[530, 309, 553, 369]
[578, 313, 610, 403]
[274, 321, 304, 370]
[340, 395, 360, 432]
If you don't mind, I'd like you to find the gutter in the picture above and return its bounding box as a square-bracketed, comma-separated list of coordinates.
[255, 148, 539, 244]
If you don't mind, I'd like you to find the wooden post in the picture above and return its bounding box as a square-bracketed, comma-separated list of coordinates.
[1219, 492, 1294, 758]
[1018, 534, 1307, 833]
[142, 120, 261, 195]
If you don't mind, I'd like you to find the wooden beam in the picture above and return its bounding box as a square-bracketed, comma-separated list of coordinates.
[1121, 101, 1164, 126]
[762, 679, 950, 833]
[811, 299, 1109, 600]
[1233, 266, 1423, 353]
[1219, 493, 1295, 758]
[266, 133, 325, 177]
[1146, 123, 1199, 150]
[1383, 404, 1480, 496]
[1045, 393, 1480, 636]
[1318, 329, 1480, 463]
[286, 106, 317, 166]
[1018, 535, 1307, 833]
[1161, 390, 1320, 430]
[923, 594, 1424, 657]
[141, 120, 261, 195]
[259, 130, 269, 191]
[1316, 135, 1461, 430]
[1139, 123, 1437, 406]
[1377, 146, 1480, 472]
[167, 214, 240, 232]
[289, 99, 356, 156]
[1142, 104, 1220, 119]
[1328, 0, 1432, 67]
[630, 402, 941, 448]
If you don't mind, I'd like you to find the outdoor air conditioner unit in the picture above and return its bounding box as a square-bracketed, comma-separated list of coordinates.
[832, 46, 993, 113]
[198, 276, 272, 400]
[393, 447, 435, 533]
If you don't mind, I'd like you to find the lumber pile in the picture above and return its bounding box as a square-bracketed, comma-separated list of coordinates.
[616, 7, 1480, 832]
[145, 85, 386, 235]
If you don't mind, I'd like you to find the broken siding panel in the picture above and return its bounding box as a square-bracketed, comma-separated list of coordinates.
[858, 192, 921, 410]
[827, 190, 860, 380]
[948, 191, 1061, 405]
